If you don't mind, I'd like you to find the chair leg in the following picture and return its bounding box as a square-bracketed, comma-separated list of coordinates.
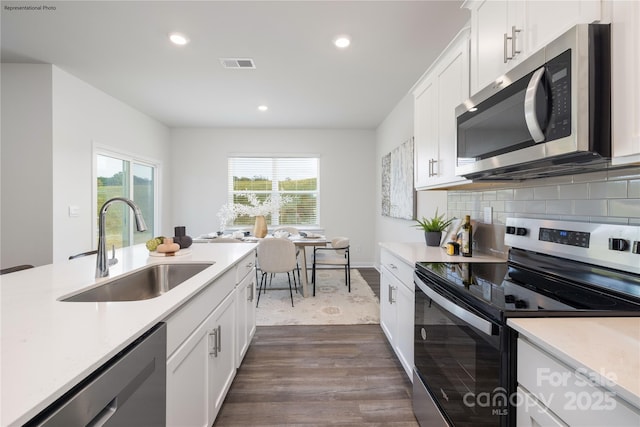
[287, 272, 294, 307]
[311, 263, 316, 296]
[256, 272, 267, 307]
[347, 266, 351, 292]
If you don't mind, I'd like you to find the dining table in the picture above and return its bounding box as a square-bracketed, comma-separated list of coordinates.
[194, 233, 328, 298]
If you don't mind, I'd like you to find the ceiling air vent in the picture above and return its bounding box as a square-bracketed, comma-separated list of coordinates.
[219, 58, 256, 69]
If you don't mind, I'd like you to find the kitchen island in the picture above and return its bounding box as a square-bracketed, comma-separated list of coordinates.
[0, 242, 256, 426]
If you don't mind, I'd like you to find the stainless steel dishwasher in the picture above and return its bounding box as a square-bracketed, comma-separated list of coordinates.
[25, 323, 166, 427]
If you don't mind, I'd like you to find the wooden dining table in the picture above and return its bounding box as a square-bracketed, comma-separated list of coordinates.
[195, 233, 328, 297]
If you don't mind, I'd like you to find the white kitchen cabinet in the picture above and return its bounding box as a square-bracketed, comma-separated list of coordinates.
[165, 249, 258, 427]
[465, 0, 601, 94]
[235, 260, 256, 367]
[516, 338, 640, 426]
[608, 0, 640, 164]
[379, 248, 414, 380]
[413, 28, 470, 190]
[166, 292, 235, 427]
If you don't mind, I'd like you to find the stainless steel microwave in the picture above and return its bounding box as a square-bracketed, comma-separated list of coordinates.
[455, 24, 611, 180]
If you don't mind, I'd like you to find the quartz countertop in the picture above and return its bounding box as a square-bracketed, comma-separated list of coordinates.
[0, 243, 256, 427]
[379, 241, 506, 266]
[508, 317, 640, 409]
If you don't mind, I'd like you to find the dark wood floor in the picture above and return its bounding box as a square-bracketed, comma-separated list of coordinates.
[358, 267, 380, 300]
[214, 268, 418, 426]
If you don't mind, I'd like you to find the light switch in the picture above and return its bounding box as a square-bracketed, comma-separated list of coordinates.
[68, 205, 80, 217]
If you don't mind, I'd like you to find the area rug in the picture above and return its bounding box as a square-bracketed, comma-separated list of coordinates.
[255, 269, 380, 326]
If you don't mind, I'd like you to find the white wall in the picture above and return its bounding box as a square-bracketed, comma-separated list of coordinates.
[1, 64, 54, 268]
[170, 128, 377, 266]
[50, 67, 172, 262]
[375, 93, 447, 257]
[0, 64, 172, 267]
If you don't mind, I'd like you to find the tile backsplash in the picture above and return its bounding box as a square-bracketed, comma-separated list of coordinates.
[447, 166, 640, 226]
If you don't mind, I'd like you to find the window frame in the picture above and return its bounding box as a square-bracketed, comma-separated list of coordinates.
[92, 144, 161, 248]
[227, 155, 320, 228]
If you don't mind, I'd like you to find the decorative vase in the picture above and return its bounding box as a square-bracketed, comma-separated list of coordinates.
[173, 226, 193, 249]
[253, 215, 268, 238]
[424, 231, 442, 247]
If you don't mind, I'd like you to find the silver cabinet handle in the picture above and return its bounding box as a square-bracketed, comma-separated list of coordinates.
[428, 158, 438, 177]
[247, 281, 254, 302]
[245, 262, 254, 268]
[209, 329, 218, 357]
[511, 26, 521, 58]
[217, 325, 222, 353]
[504, 27, 522, 63]
[388, 285, 398, 304]
[389, 263, 397, 270]
[524, 67, 546, 142]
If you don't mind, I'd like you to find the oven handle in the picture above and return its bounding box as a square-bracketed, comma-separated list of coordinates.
[415, 274, 496, 336]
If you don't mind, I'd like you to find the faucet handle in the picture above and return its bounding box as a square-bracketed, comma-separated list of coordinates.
[108, 245, 118, 266]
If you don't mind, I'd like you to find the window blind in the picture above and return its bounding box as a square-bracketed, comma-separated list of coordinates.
[228, 157, 319, 226]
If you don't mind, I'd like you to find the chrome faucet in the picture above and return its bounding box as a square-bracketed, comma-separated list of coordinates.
[96, 197, 147, 278]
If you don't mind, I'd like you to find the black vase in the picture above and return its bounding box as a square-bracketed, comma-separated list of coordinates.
[173, 226, 193, 249]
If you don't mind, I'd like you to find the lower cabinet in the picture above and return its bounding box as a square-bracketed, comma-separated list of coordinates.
[164, 250, 257, 427]
[380, 248, 414, 380]
[517, 338, 640, 426]
[166, 292, 235, 426]
[235, 264, 256, 368]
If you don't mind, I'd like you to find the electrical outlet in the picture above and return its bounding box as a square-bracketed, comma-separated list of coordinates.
[484, 207, 493, 224]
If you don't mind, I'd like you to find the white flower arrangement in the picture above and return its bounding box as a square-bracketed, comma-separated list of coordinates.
[216, 192, 293, 231]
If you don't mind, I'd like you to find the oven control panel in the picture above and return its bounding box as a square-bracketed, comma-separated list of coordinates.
[505, 218, 640, 275]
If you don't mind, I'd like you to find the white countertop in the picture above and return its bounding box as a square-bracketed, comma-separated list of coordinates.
[508, 317, 640, 409]
[379, 241, 506, 266]
[0, 243, 256, 427]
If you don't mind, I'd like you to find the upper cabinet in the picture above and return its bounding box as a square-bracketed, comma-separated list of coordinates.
[608, 0, 640, 165]
[413, 28, 470, 190]
[465, 0, 601, 94]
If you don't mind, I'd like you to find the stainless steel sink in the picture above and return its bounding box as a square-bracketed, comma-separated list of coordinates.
[61, 262, 214, 302]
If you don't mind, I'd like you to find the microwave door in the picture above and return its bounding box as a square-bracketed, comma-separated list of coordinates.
[524, 67, 548, 142]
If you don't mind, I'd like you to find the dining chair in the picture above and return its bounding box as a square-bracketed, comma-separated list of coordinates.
[312, 236, 350, 296]
[256, 238, 298, 307]
[272, 226, 303, 283]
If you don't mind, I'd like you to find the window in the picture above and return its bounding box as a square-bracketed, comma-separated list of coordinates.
[95, 151, 158, 249]
[228, 157, 319, 226]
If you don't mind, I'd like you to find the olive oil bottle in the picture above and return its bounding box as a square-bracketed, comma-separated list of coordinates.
[461, 215, 472, 257]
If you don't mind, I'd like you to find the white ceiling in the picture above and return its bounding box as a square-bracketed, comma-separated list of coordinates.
[1, 1, 469, 129]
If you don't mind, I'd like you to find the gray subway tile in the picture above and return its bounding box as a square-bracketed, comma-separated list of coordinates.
[546, 200, 572, 215]
[514, 188, 535, 200]
[559, 183, 589, 200]
[525, 201, 546, 214]
[573, 199, 607, 216]
[609, 199, 640, 218]
[589, 181, 627, 199]
[497, 189, 514, 200]
[534, 186, 559, 200]
[629, 179, 640, 198]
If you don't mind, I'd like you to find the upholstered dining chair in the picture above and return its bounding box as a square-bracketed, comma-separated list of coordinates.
[256, 238, 299, 307]
[311, 236, 350, 296]
[272, 226, 302, 283]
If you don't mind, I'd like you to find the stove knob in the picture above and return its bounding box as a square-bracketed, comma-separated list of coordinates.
[516, 227, 528, 236]
[506, 226, 516, 235]
[608, 238, 629, 252]
[515, 299, 528, 309]
[632, 241, 640, 255]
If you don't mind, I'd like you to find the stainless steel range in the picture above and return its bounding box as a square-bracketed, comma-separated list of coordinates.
[413, 218, 640, 427]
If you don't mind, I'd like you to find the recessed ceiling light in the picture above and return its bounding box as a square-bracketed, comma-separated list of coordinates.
[169, 32, 189, 46]
[334, 35, 351, 49]
[258, 105, 268, 112]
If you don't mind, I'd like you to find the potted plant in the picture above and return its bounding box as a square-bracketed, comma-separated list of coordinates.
[413, 209, 455, 247]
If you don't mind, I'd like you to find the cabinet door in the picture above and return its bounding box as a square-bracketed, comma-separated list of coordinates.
[209, 293, 236, 422]
[611, 0, 640, 164]
[524, 0, 601, 55]
[414, 75, 439, 189]
[166, 309, 217, 427]
[379, 267, 399, 346]
[235, 268, 256, 367]
[470, 0, 510, 93]
[395, 281, 415, 380]
[515, 386, 565, 427]
[433, 38, 470, 187]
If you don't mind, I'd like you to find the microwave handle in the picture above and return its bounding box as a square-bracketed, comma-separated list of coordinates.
[415, 275, 495, 336]
[524, 67, 546, 143]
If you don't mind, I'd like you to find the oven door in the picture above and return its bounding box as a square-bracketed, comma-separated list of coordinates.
[414, 272, 507, 427]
